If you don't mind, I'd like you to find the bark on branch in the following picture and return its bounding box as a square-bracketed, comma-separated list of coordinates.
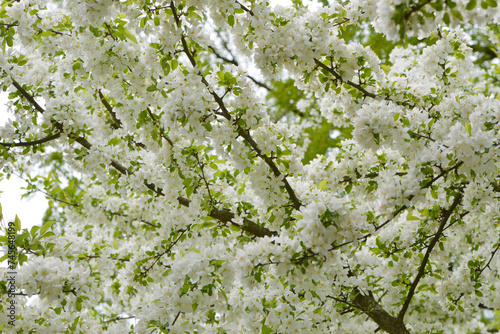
[397, 193, 463, 321]
[0, 131, 62, 147]
[10, 78, 276, 239]
[314, 58, 377, 99]
[172, 0, 302, 210]
[352, 289, 410, 334]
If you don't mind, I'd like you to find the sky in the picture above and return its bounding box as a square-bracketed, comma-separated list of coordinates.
[0, 94, 47, 232]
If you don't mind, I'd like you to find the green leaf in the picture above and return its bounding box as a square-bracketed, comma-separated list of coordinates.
[431, 189, 438, 199]
[318, 180, 327, 190]
[228, 14, 235, 27]
[345, 183, 353, 194]
[466, 0, 477, 9]
[450, 9, 463, 20]
[430, 0, 444, 10]
[108, 137, 121, 146]
[70, 316, 80, 331]
[76, 299, 82, 311]
[40, 220, 55, 235]
[261, 324, 272, 334]
[171, 59, 178, 70]
[407, 212, 420, 221]
[186, 185, 196, 197]
[116, 25, 137, 43]
[5, 35, 13, 47]
[443, 12, 450, 24]
[40, 231, 55, 239]
[465, 122, 471, 136]
[30, 225, 40, 237]
[14, 215, 21, 231]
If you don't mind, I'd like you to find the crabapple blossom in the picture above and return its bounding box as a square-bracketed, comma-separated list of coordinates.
[1, 0, 500, 333]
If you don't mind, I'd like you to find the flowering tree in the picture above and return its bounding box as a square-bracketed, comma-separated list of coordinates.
[0, 0, 499, 332]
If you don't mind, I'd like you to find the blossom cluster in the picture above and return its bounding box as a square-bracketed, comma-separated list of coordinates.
[0, 0, 500, 333]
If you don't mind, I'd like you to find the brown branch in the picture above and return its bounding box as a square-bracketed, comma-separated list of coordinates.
[104, 315, 135, 323]
[332, 18, 350, 27]
[0, 131, 62, 147]
[209, 46, 271, 90]
[397, 193, 463, 321]
[352, 289, 410, 334]
[172, 311, 181, 326]
[172, 1, 301, 210]
[11, 79, 45, 113]
[331, 161, 464, 252]
[146, 107, 174, 146]
[209, 46, 238, 66]
[139, 226, 190, 278]
[11, 77, 276, 239]
[86, 255, 130, 262]
[314, 59, 377, 99]
[211, 207, 277, 237]
[104, 23, 117, 41]
[235, 0, 254, 16]
[148, 5, 171, 13]
[247, 75, 272, 90]
[194, 152, 214, 204]
[98, 90, 147, 149]
[405, 0, 432, 20]
[98, 90, 122, 129]
[477, 243, 500, 278]
[234, 126, 301, 209]
[14, 172, 158, 227]
[12, 172, 80, 208]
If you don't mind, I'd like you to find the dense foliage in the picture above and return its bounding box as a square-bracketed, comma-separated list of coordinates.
[0, 0, 500, 333]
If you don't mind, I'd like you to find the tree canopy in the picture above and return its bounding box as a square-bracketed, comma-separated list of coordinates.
[0, 0, 500, 333]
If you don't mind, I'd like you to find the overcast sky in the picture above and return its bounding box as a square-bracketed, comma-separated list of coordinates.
[1, 94, 47, 231]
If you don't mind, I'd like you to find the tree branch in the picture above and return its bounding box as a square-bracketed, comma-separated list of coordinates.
[476, 242, 500, 279]
[104, 315, 135, 323]
[11, 79, 45, 113]
[10, 78, 276, 239]
[235, 0, 254, 16]
[209, 45, 272, 90]
[397, 193, 463, 321]
[0, 131, 62, 147]
[352, 289, 410, 334]
[98, 89, 122, 129]
[314, 59, 377, 99]
[172, 1, 302, 210]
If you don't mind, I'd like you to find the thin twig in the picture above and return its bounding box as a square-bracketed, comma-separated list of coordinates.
[11, 77, 276, 238]
[397, 193, 463, 321]
[171, 0, 302, 210]
[104, 315, 135, 323]
[314, 59, 377, 99]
